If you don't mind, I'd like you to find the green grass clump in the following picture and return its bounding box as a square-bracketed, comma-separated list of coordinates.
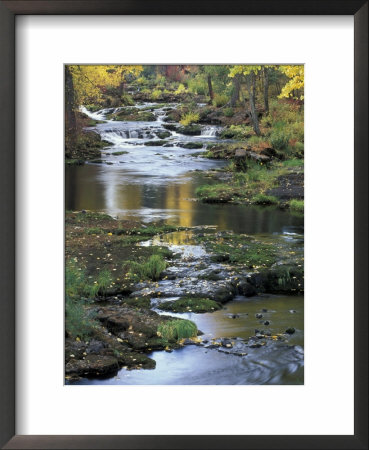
[66, 260, 113, 298]
[121, 224, 180, 237]
[180, 111, 200, 126]
[158, 298, 222, 313]
[282, 158, 304, 168]
[65, 297, 98, 340]
[289, 199, 304, 213]
[251, 193, 279, 205]
[195, 184, 235, 203]
[73, 211, 112, 223]
[65, 261, 100, 339]
[157, 319, 197, 341]
[96, 269, 113, 295]
[212, 93, 228, 107]
[126, 254, 167, 282]
[85, 227, 104, 235]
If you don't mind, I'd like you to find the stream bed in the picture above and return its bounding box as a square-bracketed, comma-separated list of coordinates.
[66, 103, 304, 385]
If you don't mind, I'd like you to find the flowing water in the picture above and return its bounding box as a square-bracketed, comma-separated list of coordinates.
[66, 103, 304, 385]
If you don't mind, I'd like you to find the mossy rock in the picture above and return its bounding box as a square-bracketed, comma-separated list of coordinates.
[178, 142, 203, 149]
[156, 131, 171, 139]
[111, 151, 128, 156]
[65, 159, 85, 166]
[121, 297, 151, 309]
[157, 298, 222, 313]
[144, 140, 168, 146]
[163, 123, 179, 132]
[248, 265, 304, 294]
[177, 124, 202, 136]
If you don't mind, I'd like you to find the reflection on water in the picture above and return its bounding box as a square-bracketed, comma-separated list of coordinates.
[159, 295, 304, 346]
[66, 164, 303, 233]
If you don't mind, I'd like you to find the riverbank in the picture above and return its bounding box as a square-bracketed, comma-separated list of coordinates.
[66, 97, 304, 215]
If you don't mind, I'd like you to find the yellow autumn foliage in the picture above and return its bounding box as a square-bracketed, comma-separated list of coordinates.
[278, 65, 304, 99]
[68, 65, 143, 104]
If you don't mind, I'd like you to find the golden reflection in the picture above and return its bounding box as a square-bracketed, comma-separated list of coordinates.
[165, 179, 194, 227]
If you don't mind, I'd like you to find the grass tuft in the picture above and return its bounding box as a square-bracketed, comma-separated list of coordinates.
[157, 319, 197, 341]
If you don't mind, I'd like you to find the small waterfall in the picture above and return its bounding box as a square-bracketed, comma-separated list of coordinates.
[201, 126, 218, 137]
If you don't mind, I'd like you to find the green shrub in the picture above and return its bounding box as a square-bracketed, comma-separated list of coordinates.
[180, 111, 200, 126]
[121, 93, 135, 106]
[175, 83, 187, 94]
[221, 124, 253, 139]
[155, 74, 166, 87]
[213, 94, 228, 107]
[295, 142, 304, 153]
[187, 76, 208, 95]
[270, 130, 290, 150]
[157, 319, 197, 341]
[151, 89, 162, 100]
[223, 107, 234, 117]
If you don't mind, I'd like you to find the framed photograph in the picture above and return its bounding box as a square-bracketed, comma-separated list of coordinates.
[0, 1, 367, 449]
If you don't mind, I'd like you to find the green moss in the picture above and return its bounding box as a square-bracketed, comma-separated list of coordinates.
[113, 109, 156, 122]
[86, 119, 105, 126]
[195, 233, 278, 269]
[195, 184, 236, 203]
[156, 131, 171, 139]
[158, 298, 222, 313]
[177, 124, 202, 136]
[178, 142, 203, 149]
[73, 211, 112, 223]
[111, 151, 128, 156]
[289, 199, 304, 213]
[251, 193, 279, 205]
[144, 140, 168, 146]
[121, 297, 151, 309]
[65, 159, 85, 166]
[116, 223, 182, 237]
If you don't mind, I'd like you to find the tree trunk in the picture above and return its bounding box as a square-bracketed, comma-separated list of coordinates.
[207, 75, 214, 101]
[247, 72, 261, 136]
[263, 67, 269, 114]
[230, 74, 241, 107]
[65, 66, 77, 156]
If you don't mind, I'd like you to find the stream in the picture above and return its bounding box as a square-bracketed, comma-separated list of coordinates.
[66, 103, 304, 385]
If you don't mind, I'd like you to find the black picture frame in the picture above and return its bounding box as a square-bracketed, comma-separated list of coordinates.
[0, 1, 367, 449]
